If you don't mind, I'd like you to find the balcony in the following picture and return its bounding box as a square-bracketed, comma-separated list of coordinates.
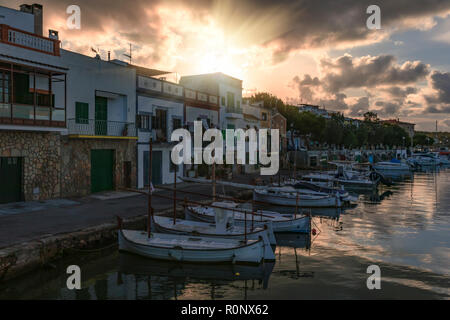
[0, 24, 60, 56]
[68, 119, 137, 139]
[0, 103, 65, 127]
[225, 107, 243, 119]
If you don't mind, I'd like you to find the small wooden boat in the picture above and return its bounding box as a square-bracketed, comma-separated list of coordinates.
[118, 229, 265, 264]
[185, 203, 311, 233]
[152, 216, 276, 261]
[253, 188, 342, 208]
[373, 161, 410, 171]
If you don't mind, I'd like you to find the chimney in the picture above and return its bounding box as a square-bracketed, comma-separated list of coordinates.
[20, 3, 43, 36]
[48, 29, 58, 40]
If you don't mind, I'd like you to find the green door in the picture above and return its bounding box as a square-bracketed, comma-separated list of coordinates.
[143, 151, 162, 185]
[91, 149, 114, 193]
[0, 157, 22, 203]
[95, 96, 107, 135]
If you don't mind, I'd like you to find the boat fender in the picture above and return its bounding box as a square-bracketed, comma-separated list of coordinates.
[312, 228, 317, 236]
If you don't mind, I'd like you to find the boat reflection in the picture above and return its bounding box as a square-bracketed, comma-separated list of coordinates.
[118, 253, 275, 291]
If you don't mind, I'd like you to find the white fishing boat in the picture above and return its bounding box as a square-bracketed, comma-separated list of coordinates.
[185, 203, 311, 233]
[152, 215, 276, 260]
[118, 229, 265, 264]
[302, 172, 377, 190]
[373, 161, 410, 171]
[253, 188, 342, 207]
[407, 153, 440, 167]
[118, 138, 265, 265]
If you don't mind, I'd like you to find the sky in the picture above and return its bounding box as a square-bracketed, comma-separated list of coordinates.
[4, 0, 450, 131]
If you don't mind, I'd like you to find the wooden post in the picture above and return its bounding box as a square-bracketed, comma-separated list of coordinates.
[147, 138, 153, 238]
[173, 166, 177, 225]
[212, 162, 216, 202]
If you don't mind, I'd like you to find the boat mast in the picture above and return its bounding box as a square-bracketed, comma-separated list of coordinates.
[148, 137, 153, 238]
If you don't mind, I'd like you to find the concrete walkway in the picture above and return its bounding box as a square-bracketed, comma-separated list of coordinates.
[0, 182, 234, 249]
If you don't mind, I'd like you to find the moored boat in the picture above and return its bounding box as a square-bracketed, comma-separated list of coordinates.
[253, 188, 342, 208]
[152, 215, 276, 260]
[185, 203, 311, 233]
[118, 229, 265, 264]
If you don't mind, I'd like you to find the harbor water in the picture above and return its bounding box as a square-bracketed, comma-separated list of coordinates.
[1, 168, 449, 299]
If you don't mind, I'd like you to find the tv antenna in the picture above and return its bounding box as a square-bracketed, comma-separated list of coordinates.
[123, 43, 132, 64]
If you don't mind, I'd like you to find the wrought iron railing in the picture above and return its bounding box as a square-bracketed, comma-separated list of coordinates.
[68, 119, 136, 137]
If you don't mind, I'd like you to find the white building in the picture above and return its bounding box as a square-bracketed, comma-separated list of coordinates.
[0, 3, 137, 200]
[133, 68, 184, 187]
[180, 72, 243, 130]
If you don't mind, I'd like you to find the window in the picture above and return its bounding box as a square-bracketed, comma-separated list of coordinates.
[262, 112, 267, 121]
[237, 100, 241, 109]
[221, 96, 225, 106]
[13, 72, 33, 105]
[75, 102, 89, 124]
[137, 114, 150, 130]
[152, 109, 167, 141]
[0, 72, 10, 104]
[172, 117, 182, 130]
[226, 92, 235, 110]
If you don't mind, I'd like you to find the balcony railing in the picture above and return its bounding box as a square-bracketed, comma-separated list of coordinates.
[0, 103, 65, 127]
[0, 24, 60, 56]
[226, 107, 243, 114]
[68, 119, 136, 138]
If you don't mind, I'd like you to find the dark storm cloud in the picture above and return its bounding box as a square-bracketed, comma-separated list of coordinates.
[383, 86, 418, 99]
[320, 55, 430, 93]
[5, 0, 450, 63]
[348, 97, 370, 116]
[424, 71, 450, 113]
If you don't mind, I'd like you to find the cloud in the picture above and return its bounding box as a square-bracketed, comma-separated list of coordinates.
[291, 53, 431, 118]
[320, 54, 429, 93]
[4, 0, 450, 65]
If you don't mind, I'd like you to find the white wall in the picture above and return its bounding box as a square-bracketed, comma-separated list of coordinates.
[185, 106, 219, 127]
[61, 50, 136, 124]
[0, 6, 34, 33]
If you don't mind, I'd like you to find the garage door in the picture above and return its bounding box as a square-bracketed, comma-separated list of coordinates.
[91, 149, 114, 193]
[0, 157, 22, 203]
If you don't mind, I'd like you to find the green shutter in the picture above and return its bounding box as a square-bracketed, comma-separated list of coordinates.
[75, 102, 89, 124]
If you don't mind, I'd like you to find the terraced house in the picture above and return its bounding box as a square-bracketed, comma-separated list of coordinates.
[133, 67, 185, 187]
[0, 3, 137, 203]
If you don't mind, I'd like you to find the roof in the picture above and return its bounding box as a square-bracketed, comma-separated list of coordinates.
[381, 119, 415, 126]
[129, 64, 172, 77]
[243, 113, 260, 121]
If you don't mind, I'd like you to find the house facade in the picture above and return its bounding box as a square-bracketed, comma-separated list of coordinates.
[0, 4, 66, 203]
[179, 72, 243, 130]
[134, 70, 184, 188]
[0, 4, 137, 203]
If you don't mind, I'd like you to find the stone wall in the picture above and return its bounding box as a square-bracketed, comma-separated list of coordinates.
[0, 131, 61, 201]
[61, 138, 136, 197]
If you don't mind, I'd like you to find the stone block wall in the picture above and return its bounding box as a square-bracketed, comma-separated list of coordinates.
[60, 138, 137, 197]
[0, 131, 61, 201]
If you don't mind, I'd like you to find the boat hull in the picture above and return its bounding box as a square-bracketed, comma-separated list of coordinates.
[253, 190, 341, 208]
[118, 230, 265, 264]
[153, 217, 275, 261]
[185, 207, 311, 233]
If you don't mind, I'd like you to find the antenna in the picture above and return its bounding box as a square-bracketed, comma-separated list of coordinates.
[123, 43, 132, 64]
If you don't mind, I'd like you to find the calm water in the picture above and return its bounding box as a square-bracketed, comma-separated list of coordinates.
[1, 169, 449, 299]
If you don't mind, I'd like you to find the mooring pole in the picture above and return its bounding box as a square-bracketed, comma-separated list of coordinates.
[148, 137, 153, 238]
[212, 161, 216, 202]
[173, 165, 177, 225]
